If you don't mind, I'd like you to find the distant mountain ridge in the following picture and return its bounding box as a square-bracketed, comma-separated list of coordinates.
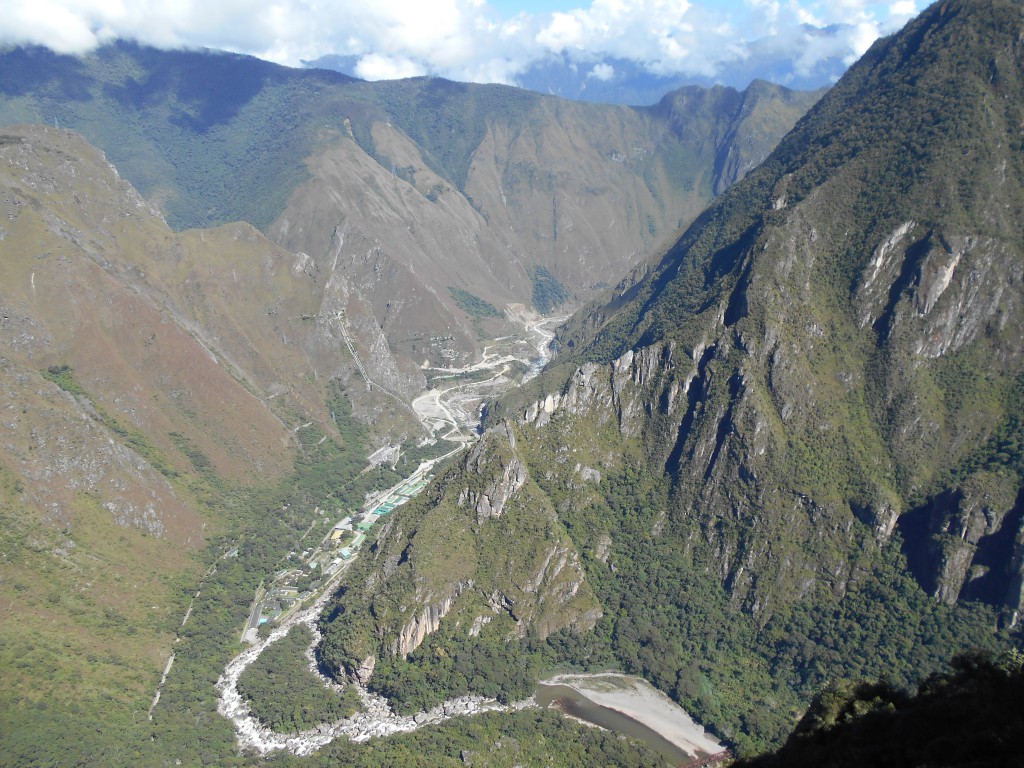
[0, 42, 821, 382]
[305, 22, 854, 107]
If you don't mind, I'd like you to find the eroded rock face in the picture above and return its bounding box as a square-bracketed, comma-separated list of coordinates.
[355, 655, 376, 686]
[508, 196, 1024, 622]
[522, 343, 683, 440]
[901, 472, 1023, 608]
[458, 424, 528, 524]
[856, 226, 1020, 360]
[395, 582, 471, 657]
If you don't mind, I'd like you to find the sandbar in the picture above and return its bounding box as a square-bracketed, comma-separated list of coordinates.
[540, 672, 723, 759]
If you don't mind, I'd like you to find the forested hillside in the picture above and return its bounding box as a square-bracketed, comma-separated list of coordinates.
[0, 48, 816, 768]
[733, 651, 1024, 768]
[3, 0, 1023, 765]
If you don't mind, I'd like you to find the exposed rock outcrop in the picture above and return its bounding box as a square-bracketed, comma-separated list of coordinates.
[901, 471, 1024, 609]
[395, 582, 472, 657]
[502, 0, 1024, 623]
[458, 424, 528, 524]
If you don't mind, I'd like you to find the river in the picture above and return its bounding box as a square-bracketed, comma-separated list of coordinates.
[214, 315, 721, 761]
[537, 674, 724, 764]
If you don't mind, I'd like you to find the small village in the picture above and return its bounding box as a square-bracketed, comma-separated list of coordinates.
[241, 463, 434, 643]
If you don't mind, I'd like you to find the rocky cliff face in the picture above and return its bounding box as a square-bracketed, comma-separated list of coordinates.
[531, 0, 1024, 619]
[394, 581, 471, 657]
[902, 471, 1024, 611]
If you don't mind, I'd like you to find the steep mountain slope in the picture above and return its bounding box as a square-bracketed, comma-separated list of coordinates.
[0, 45, 820, 371]
[319, 0, 1024, 754]
[548, 0, 1024, 616]
[269, 81, 813, 367]
[0, 124, 429, 759]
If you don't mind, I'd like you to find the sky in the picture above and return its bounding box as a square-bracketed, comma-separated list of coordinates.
[0, 0, 922, 87]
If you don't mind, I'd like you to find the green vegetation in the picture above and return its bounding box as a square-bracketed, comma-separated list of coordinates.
[0, 46, 549, 232]
[448, 286, 501, 319]
[543, 461, 1010, 754]
[320, 3, 1024, 762]
[931, 375, 1024, 494]
[297, 381, 404, 504]
[168, 431, 214, 474]
[370, 622, 539, 714]
[1, 368, 421, 766]
[0, 467, 197, 768]
[356, 78, 540, 192]
[322, 399, 1020, 757]
[140, 449, 663, 766]
[237, 625, 360, 732]
[266, 708, 665, 768]
[0, 44, 343, 230]
[530, 265, 570, 314]
[40, 363, 87, 397]
[144, 383, 403, 764]
[734, 650, 1024, 768]
[5, 3, 1024, 766]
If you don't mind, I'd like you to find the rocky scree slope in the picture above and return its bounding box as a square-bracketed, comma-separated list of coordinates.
[320, 0, 1024, 753]
[0, 45, 820, 373]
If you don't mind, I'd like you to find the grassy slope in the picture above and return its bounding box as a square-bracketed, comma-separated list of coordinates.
[0, 458, 208, 767]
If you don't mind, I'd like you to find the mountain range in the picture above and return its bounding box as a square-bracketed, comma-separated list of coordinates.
[318, 0, 1024, 756]
[0, 35, 819, 768]
[1, 0, 1023, 765]
[0, 43, 820, 392]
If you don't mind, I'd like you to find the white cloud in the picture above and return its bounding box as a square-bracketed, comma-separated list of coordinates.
[889, 0, 916, 14]
[535, 0, 699, 73]
[588, 62, 614, 80]
[536, 11, 585, 50]
[4, 0, 110, 53]
[0, 0, 923, 87]
[887, 0, 918, 27]
[354, 53, 427, 80]
[847, 20, 881, 61]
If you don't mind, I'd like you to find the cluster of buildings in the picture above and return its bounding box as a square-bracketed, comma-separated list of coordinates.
[246, 468, 435, 639]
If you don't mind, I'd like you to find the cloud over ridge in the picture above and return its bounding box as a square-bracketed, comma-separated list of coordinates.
[0, 0, 920, 88]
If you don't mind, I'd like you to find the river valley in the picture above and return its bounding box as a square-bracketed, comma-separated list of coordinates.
[214, 312, 721, 762]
